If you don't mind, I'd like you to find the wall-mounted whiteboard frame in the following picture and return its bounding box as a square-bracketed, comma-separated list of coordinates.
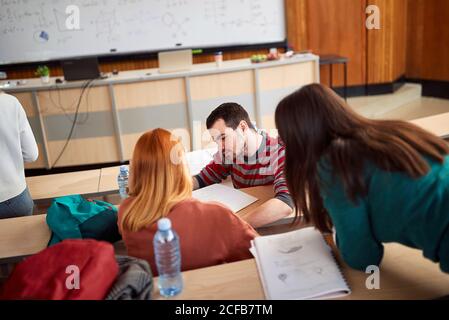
[0, 0, 287, 67]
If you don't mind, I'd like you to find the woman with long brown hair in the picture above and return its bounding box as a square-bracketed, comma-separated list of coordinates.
[275, 83, 449, 273]
[118, 128, 257, 275]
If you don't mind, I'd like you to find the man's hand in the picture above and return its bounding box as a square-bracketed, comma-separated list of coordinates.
[240, 198, 293, 228]
[192, 177, 200, 190]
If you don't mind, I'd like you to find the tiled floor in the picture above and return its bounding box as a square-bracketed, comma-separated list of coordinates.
[379, 97, 449, 121]
[348, 83, 449, 121]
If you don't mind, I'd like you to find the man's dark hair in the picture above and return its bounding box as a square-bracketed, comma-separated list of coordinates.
[206, 102, 255, 130]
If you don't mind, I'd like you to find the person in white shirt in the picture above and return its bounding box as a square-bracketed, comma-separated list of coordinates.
[0, 91, 38, 219]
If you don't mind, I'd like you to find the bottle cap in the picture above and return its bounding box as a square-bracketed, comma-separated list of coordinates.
[120, 165, 128, 173]
[157, 218, 172, 231]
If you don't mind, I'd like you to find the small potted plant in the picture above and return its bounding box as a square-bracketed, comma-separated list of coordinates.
[35, 65, 50, 83]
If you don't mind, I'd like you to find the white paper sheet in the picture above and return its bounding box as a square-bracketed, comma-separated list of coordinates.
[192, 183, 258, 213]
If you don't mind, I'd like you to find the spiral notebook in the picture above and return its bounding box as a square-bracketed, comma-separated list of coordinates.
[250, 227, 351, 300]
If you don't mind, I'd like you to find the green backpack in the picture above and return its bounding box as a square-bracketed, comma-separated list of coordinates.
[46, 195, 122, 246]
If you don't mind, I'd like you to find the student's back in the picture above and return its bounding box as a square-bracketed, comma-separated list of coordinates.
[118, 128, 257, 276]
[318, 154, 449, 272]
[366, 155, 449, 249]
[275, 83, 449, 274]
[118, 197, 257, 275]
[0, 93, 38, 218]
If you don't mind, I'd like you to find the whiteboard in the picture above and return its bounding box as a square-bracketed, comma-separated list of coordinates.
[0, 0, 286, 65]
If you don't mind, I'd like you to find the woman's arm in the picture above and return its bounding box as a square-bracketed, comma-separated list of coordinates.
[324, 191, 384, 271]
[240, 198, 292, 228]
[319, 160, 384, 271]
[224, 211, 259, 262]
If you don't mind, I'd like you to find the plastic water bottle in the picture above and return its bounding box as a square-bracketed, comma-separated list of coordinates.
[153, 218, 183, 297]
[117, 165, 129, 199]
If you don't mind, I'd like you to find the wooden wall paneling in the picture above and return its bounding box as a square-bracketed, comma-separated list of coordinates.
[405, 0, 425, 79]
[306, 0, 367, 87]
[366, 0, 407, 84]
[406, 0, 449, 81]
[285, 0, 308, 51]
[392, 0, 408, 81]
[366, 0, 391, 84]
[425, 0, 449, 81]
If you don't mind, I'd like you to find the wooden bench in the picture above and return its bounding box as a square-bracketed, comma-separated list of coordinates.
[0, 185, 274, 263]
[0, 215, 51, 263]
[24, 149, 215, 199]
[26, 169, 101, 200]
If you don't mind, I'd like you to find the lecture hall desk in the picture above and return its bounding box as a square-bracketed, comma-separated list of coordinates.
[0, 185, 273, 262]
[153, 241, 449, 300]
[26, 169, 101, 200]
[1, 183, 449, 299]
[9, 111, 449, 298]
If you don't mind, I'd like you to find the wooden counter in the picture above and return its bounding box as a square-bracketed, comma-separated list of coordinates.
[4, 54, 320, 169]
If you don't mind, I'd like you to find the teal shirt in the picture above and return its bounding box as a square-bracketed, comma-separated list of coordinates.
[318, 154, 449, 273]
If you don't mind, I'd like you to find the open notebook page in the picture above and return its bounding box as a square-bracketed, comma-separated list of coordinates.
[192, 184, 258, 213]
[252, 227, 350, 300]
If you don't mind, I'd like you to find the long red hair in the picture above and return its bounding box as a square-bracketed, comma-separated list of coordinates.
[120, 128, 192, 232]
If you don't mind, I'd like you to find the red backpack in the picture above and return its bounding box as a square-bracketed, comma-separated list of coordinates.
[1, 239, 118, 300]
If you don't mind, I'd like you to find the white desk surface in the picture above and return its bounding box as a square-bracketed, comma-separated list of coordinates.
[410, 111, 449, 139]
